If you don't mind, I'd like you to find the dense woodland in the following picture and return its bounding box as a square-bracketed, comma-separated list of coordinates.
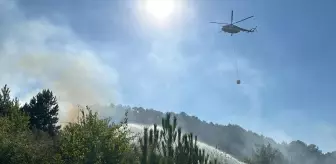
[0, 84, 335, 164]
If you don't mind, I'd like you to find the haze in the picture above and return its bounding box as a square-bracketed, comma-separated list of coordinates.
[0, 0, 335, 154]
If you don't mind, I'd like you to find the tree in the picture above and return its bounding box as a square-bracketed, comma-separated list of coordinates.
[0, 84, 19, 117]
[0, 101, 58, 164]
[139, 112, 219, 164]
[245, 143, 288, 164]
[21, 89, 61, 136]
[58, 106, 136, 164]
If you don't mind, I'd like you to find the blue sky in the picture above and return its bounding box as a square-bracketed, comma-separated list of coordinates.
[0, 0, 336, 152]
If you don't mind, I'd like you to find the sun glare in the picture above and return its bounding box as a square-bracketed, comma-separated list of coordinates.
[144, 0, 175, 21]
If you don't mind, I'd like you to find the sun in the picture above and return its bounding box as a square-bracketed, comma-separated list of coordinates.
[144, 0, 175, 21]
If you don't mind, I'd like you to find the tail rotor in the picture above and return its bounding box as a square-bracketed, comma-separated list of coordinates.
[250, 26, 257, 33]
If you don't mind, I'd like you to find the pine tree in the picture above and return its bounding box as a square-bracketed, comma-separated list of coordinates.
[0, 84, 18, 117]
[140, 124, 161, 164]
[139, 112, 218, 164]
[21, 89, 61, 136]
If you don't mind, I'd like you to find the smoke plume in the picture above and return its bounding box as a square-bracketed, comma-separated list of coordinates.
[0, 0, 121, 123]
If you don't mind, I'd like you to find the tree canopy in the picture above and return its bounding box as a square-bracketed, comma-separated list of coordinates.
[21, 89, 61, 136]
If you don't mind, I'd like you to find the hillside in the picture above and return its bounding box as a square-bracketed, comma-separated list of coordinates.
[1, 83, 336, 164]
[1, 85, 234, 164]
[102, 104, 336, 164]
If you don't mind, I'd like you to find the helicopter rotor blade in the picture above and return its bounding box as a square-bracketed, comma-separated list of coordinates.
[233, 16, 254, 24]
[231, 10, 233, 24]
[210, 22, 228, 24]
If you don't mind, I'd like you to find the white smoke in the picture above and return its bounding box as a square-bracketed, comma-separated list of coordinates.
[0, 0, 121, 122]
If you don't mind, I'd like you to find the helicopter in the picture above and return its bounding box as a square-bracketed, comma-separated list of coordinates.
[210, 10, 257, 36]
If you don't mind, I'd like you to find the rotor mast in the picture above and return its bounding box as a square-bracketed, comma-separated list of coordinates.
[231, 10, 233, 24]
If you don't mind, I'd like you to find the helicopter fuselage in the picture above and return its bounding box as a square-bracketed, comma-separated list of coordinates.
[222, 24, 241, 34]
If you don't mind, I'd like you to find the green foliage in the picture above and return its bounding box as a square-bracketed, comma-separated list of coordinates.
[0, 106, 57, 164]
[245, 143, 287, 164]
[21, 89, 61, 136]
[58, 106, 136, 164]
[0, 84, 334, 164]
[0, 85, 29, 132]
[139, 124, 161, 164]
[0, 84, 20, 117]
[139, 113, 218, 164]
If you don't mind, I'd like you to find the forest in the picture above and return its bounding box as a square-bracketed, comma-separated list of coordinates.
[0, 84, 335, 164]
